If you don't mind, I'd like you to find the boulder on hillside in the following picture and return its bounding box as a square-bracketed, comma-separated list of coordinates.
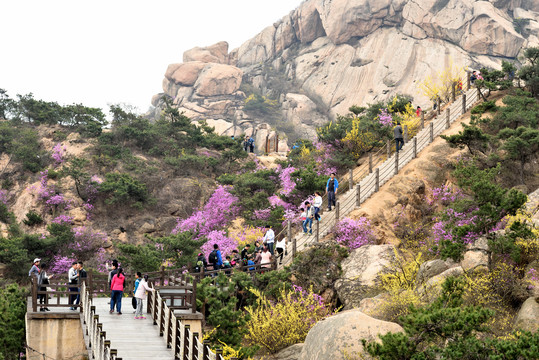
[193, 64, 243, 96]
[165, 61, 206, 86]
[183, 41, 229, 64]
[514, 297, 539, 332]
[274, 344, 304, 360]
[418, 266, 464, 299]
[416, 259, 455, 284]
[237, 26, 276, 67]
[293, 0, 326, 43]
[299, 309, 403, 360]
[334, 244, 395, 309]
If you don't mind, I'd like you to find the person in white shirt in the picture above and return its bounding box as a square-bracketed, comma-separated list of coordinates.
[313, 191, 323, 221]
[275, 237, 286, 265]
[302, 202, 314, 234]
[263, 225, 275, 255]
[68, 262, 79, 310]
[134, 275, 155, 319]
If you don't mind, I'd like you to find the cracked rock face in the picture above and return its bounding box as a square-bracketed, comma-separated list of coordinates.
[150, 0, 538, 144]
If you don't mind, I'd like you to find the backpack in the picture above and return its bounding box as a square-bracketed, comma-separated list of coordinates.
[209, 250, 218, 264]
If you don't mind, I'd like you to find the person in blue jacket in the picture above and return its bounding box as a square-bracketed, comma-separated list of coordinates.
[209, 243, 223, 271]
[326, 173, 339, 211]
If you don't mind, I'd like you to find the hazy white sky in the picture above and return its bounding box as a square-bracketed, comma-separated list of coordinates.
[1, 0, 304, 114]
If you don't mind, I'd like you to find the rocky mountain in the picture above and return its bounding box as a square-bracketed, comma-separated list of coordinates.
[150, 0, 539, 147]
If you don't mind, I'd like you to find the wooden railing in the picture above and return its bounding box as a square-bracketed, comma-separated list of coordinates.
[30, 274, 81, 312]
[276, 78, 484, 267]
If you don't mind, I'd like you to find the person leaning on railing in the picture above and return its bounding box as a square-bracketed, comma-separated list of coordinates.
[38, 263, 52, 311]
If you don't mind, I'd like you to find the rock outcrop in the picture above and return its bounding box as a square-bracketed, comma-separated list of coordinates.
[150, 0, 539, 146]
[299, 310, 403, 360]
[514, 297, 539, 332]
[334, 244, 395, 309]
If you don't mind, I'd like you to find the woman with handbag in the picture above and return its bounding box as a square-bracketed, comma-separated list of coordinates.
[38, 263, 52, 311]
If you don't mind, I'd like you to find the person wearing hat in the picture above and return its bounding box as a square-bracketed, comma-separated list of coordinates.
[29, 258, 41, 277]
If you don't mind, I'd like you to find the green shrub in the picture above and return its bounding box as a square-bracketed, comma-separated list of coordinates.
[470, 100, 498, 115]
[0, 284, 27, 360]
[100, 172, 149, 206]
[0, 203, 12, 224]
[22, 211, 43, 226]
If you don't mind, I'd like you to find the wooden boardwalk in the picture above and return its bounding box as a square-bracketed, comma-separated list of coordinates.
[280, 86, 480, 267]
[92, 297, 173, 360]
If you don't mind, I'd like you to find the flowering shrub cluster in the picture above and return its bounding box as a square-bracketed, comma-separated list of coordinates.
[51, 215, 74, 225]
[0, 190, 8, 205]
[200, 230, 239, 258]
[230, 226, 264, 248]
[431, 207, 480, 257]
[278, 166, 296, 196]
[245, 285, 335, 354]
[49, 254, 75, 274]
[426, 184, 463, 206]
[172, 185, 239, 238]
[313, 141, 337, 176]
[35, 170, 70, 212]
[51, 143, 67, 166]
[83, 175, 102, 218]
[334, 217, 376, 250]
[378, 108, 393, 127]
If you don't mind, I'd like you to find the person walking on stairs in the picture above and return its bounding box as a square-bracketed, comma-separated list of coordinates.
[325, 173, 339, 211]
[302, 202, 314, 234]
[263, 225, 275, 255]
[134, 274, 154, 319]
[394, 122, 404, 153]
[313, 192, 323, 221]
[110, 267, 125, 315]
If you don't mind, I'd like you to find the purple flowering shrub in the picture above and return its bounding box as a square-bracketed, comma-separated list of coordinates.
[278, 166, 296, 196]
[51, 143, 67, 166]
[172, 185, 239, 238]
[0, 189, 8, 205]
[334, 217, 376, 250]
[50, 254, 75, 274]
[34, 170, 71, 213]
[378, 109, 393, 127]
[200, 230, 239, 258]
[426, 184, 463, 206]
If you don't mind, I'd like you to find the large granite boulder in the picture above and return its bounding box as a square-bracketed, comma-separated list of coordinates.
[165, 61, 206, 86]
[299, 310, 403, 360]
[193, 64, 243, 96]
[183, 41, 229, 64]
[334, 244, 395, 309]
[514, 297, 539, 332]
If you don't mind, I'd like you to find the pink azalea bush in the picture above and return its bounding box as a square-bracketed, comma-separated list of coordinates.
[51, 143, 67, 166]
[51, 215, 74, 225]
[68, 226, 108, 258]
[426, 184, 463, 206]
[279, 166, 296, 196]
[431, 208, 480, 254]
[314, 141, 338, 176]
[36, 170, 70, 212]
[200, 230, 239, 258]
[172, 185, 240, 238]
[0, 189, 8, 205]
[334, 217, 376, 250]
[50, 254, 75, 274]
[378, 109, 393, 127]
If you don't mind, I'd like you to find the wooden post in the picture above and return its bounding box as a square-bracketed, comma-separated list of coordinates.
[275, 134, 279, 152]
[452, 82, 456, 101]
[446, 108, 450, 129]
[348, 169, 353, 190]
[386, 140, 391, 158]
[375, 168, 379, 192]
[202, 340, 210, 360]
[265, 134, 269, 153]
[174, 319, 181, 358]
[467, 71, 471, 90]
[287, 221, 292, 256]
[183, 324, 191, 360]
[369, 153, 373, 174]
[160, 298, 166, 336]
[429, 122, 434, 143]
[160, 265, 165, 286]
[356, 184, 361, 207]
[394, 151, 399, 175]
[335, 201, 340, 224]
[315, 219, 319, 243]
[292, 236, 297, 258]
[420, 111, 425, 130]
[191, 277, 197, 314]
[216, 349, 224, 360]
[192, 332, 200, 360]
[462, 93, 467, 114]
[31, 275, 38, 312]
[413, 137, 417, 158]
[404, 125, 408, 143]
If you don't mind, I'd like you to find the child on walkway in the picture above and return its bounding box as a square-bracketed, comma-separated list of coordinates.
[134, 274, 154, 319]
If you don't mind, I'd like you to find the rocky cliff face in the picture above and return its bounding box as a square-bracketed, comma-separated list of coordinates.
[150, 0, 539, 146]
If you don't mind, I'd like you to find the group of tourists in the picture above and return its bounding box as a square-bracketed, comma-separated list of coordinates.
[243, 135, 255, 153]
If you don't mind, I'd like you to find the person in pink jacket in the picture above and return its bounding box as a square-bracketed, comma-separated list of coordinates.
[134, 275, 155, 319]
[110, 267, 125, 315]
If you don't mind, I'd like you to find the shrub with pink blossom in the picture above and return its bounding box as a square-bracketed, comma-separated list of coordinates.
[172, 185, 239, 238]
[200, 230, 239, 258]
[0, 189, 8, 205]
[334, 217, 376, 250]
[378, 109, 393, 127]
[50, 254, 75, 274]
[426, 184, 464, 206]
[51, 143, 67, 166]
[279, 166, 296, 196]
[68, 226, 107, 259]
[35, 170, 70, 212]
[253, 208, 271, 221]
[51, 215, 74, 225]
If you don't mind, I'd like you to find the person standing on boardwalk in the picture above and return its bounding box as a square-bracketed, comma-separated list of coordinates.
[29, 258, 40, 277]
[263, 225, 275, 255]
[209, 243, 223, 271]
[38, 263, 52, 311]
[416, 106, 422, 117]
[248, 136, 255, 153]
[394, 122, 404, 153]
[75, 262, 87, 307]
[302, 202, 314, 234]
[325, 173, 339, 211]
[260, 246, 273, 269]
[134, 274, 154, 319]
[275, 236, 286, 265]
[110, 267, 125, 315]
[313, 192, 323, 221]
[68, 262, 79, 310]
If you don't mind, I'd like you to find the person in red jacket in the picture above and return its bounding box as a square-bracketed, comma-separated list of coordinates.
[110, 267, 125, 315]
